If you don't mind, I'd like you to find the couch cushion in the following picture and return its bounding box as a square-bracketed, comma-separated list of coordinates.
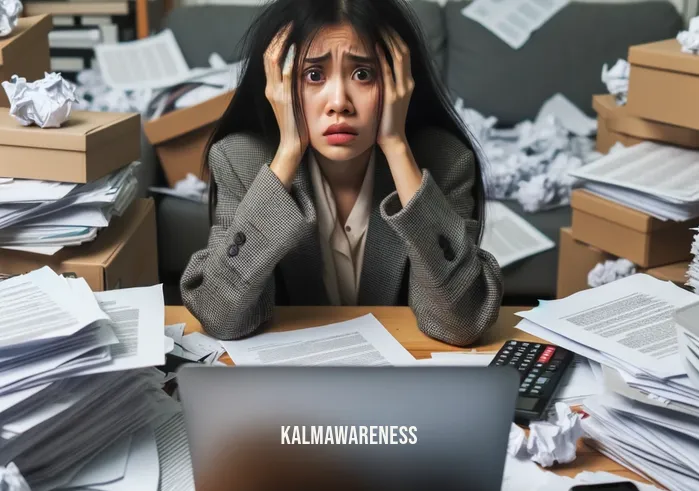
[157, 196, 210, 276]
[409, 0, 447, 79]
[164, 5, 264, 67]
[499, 201, 571, 301]
[445, 1, 682, 126]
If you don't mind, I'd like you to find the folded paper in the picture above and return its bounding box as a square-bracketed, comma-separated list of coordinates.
[677, 17, 699, 54]
[507, 422, 527, 457]
[601, 59, 630, 105]
[1, 73, 78, 128]
[0, 463, 31, 491]
[0, 0, 22, 38]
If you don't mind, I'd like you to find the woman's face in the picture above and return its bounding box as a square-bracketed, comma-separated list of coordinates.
[299, 23, 380, 162]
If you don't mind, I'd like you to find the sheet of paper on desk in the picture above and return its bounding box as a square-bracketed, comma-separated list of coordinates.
[551, 355, 600, 405]
[462, 0, 569, 50]
[517, 274, 699, 379]
[480, 201, 555, 268]
[417, 352, 496, 366]
[220, 314, 416, 366]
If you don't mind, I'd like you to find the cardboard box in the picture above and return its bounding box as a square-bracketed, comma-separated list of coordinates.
[0, 15, 52, 108]
[143, 90, 234, 187]
[626, 39, 699, 130]
[557, 227, 615, 298]
[570, 189, 699, 268]
[557, 227, 689, 298]
[593, 94, 699, 153]
[0, 198, 158, 291]
[0, 109, 141, 183]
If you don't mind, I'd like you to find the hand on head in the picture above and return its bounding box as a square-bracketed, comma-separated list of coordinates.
[376, 28, 414, 151]
[263, 23, 309, 162]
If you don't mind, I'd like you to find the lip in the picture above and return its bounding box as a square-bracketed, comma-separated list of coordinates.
[323, 123, 358, 136]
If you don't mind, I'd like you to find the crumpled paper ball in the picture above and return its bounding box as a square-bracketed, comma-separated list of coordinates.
[588, 258, 636, 288]
[601, 59, 630, 105]
[507, 422, 527, 458]
[1, 72, 78, 128]
[527, 403, 584, 467]
[0, 463, 31, 491]
[174, 173, 209, 202]
[0, 0, 22, 38]
[678, 17, 699, 54]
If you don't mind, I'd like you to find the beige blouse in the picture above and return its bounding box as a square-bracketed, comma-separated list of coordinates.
[308, 150, 375, 306]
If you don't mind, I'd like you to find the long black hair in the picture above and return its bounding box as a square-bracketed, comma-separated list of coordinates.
[204, 0, 487, 243]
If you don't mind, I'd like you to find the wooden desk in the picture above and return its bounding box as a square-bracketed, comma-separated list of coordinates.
[165, 305, 649, 484]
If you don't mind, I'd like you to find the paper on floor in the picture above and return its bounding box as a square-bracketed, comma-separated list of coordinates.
[454, 93, 600, 213]
[480, 201, 555, 268]
[462, 0, 569, 50]
[0, 463, 30, 491]
[220, 314, 416, 366]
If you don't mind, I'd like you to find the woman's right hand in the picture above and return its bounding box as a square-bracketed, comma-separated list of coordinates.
[264, 24, 308, 189]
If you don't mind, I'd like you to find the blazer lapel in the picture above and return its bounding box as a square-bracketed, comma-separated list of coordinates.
[277, 155, 330, 305]
[357, 149, 408, 306]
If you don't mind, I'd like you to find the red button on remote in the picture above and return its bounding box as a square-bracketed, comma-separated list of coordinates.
[538, 347, 556, 363]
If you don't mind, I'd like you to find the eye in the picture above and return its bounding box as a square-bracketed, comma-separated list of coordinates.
[353, 68, 374, 82]
[304, 69, 324, 83]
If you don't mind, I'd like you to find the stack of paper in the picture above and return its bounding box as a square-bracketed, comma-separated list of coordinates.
[688, 228, 699, 293]
[675, 302, 699, 390]
[0, 266, 178, 490]
[569, 142, 699, 221]
[515, 274, 699, 490]
[0, 163, 138, 255]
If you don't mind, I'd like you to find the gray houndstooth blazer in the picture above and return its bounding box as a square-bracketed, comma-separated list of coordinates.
[180, 126, 504, 346]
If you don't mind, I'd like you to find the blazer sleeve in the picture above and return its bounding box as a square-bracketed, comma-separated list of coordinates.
[180, 134, 314, 340]
[379, 132, 504, 346]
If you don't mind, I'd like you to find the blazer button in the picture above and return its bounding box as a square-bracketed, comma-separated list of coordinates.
[228, 244, 239, 257]
[234, 231, 246, 245]
[443, 247, 455, 261]
[438, 234, 450, 250]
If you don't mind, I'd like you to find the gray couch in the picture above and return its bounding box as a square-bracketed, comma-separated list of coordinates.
[143, 0, 682, 305]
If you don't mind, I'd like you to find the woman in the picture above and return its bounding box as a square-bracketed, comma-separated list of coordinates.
[180, 0, 503, 346]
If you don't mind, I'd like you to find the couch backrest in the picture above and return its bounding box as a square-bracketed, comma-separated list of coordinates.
[164, 1, 683, 126]
[444, 0, 683, 125]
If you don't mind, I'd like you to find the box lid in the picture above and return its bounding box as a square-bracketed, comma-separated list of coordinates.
[0, 109, 140, 151]
[629, 39, 699, 76]
[570, 189, 694, 233]
[143, 90, 235, 145]
[0, 15, 52, 66]
[593, 94, 699, 148]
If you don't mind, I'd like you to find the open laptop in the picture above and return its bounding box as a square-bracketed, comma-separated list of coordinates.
[177, 366, 519, 491]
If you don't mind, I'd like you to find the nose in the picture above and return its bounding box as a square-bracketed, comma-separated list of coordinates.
[325, 78, 354, 115]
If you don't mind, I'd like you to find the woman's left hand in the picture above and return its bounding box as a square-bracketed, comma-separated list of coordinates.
[376, 29, 414, 151]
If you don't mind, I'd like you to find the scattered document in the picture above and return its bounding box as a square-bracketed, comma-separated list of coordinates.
[462, 0, 569, 49]
[77, 285, 167, 374]
[518, 274, 699, 379]
[480, 201, 555, 268]
[95, 29, 238, 91]
[0, 266, 176, 489]
[536, 93, 597, 137]
[153, 412, 195, 491]
[220, 314, 416, 366]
